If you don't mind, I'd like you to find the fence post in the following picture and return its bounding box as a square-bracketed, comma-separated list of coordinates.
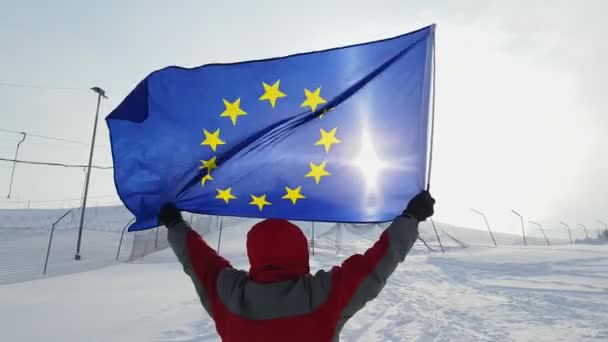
[443, 231, 470, 248]
[577, 224, 589, 239]
[417, 236, 435, 252]
[512, 210, 526, 246]
[598, 220, 607, 238]
[217, 217, 224, 253]
[311, 222, 316, 256]
[472, 209, 497, 247]
[335, 223, 343, 255]
[560, 222, 573, 244]
[154, 226, 160, 249]
[529, 221, 550, 246]
[430, 218, 445, 253]
[44, 209, 72, 275]
[6, 132, 26, 198]
[116, 217, 136, 261]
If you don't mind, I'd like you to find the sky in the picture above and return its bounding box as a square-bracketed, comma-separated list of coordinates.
[0, 0, 606, 235]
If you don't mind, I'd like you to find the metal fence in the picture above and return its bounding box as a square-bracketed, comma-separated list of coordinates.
[0, 206, 133, 285]
[2, 204, 606, 285]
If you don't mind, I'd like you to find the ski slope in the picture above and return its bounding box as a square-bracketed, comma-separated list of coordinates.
[1, 215, 607, 341]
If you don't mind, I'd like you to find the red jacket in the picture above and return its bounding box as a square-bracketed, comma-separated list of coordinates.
[167, 216, 419, 341]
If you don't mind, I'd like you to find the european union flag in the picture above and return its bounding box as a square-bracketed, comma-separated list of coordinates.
[107, 25, 435, 231]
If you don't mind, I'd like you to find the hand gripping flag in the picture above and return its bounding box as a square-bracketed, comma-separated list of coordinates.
[107, 25, 435, 231]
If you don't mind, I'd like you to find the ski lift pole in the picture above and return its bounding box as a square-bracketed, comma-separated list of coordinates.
[430, 218, 445, 253]
[6, 132, 26, 198]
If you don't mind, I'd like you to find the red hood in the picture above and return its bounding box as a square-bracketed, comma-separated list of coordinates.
[247, 219, 310, 283]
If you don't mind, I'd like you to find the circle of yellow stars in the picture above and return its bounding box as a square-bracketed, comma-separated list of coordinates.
[199, 80, 341, 212]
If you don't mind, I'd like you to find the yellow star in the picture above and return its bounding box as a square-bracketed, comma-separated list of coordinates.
[315, 127, 341, 153]
[201, 129, 225, 152]
[259, 80, 286, 108]
[249, 194, 271, 211]
[282, 186, 306, 205]
[201, 173, 213, 187]
[216, 187, 237, 203]
[300, 87, 327, 113]
[319, 107, 335, 119]
[305, 161, 331, 184]
[200, 156, 217, 172]
[220, 98, 247, 125]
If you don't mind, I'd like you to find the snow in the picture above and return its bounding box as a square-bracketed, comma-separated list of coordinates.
[1, 212, 608, 341]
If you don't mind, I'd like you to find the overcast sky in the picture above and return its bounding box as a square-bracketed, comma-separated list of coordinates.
[0, 0, 606, 236]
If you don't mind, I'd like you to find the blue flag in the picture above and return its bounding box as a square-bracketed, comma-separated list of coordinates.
[107, 25, 435, 231]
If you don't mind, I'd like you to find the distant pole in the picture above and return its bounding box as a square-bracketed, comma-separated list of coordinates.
[598, 220, 607, 237]
[44, 210, 72, 275]
[529, 221, 550, 246]
[577, 224, 589, 239]
[511, 210, 526, 246]
[472, 209, 497, 247]
[417, 236, 436, 252]
[154, 226, 160, 249]
[560, 222, 573, 244]
[75, 87, 107, 260]
[430, 218, 445, 253]
[217, 217, 224, 253]
[116, 218, 135, 261]
[311, 222, 315, 256]
[6, 132, 27, 198]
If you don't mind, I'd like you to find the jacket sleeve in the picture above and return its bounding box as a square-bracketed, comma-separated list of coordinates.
[328, 215, 419, 324]
[167, 221, 232, 319]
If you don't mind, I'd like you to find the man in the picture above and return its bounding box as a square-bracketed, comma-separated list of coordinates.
[159, 191, 435, 341]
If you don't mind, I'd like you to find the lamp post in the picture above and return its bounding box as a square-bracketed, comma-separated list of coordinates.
[75, 87, 107, 260]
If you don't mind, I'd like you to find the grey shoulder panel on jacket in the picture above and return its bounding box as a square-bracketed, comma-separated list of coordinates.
[216, 268, 333, 320]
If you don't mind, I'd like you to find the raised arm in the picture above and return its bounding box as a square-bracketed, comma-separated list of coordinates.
[328, 191, 435, 326]
[159, 204, 232, 318]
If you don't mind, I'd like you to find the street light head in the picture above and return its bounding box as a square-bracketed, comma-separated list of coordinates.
[91, 87, 107, 99]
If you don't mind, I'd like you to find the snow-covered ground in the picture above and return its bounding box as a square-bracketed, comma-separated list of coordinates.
[1, 214, 607, 342]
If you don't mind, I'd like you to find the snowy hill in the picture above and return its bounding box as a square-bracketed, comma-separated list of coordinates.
[1, 207, 607, 341]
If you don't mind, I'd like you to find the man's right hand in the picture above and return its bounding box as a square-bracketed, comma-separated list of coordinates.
[158, 203, 184, 228]
[404, 191, 435, 222]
